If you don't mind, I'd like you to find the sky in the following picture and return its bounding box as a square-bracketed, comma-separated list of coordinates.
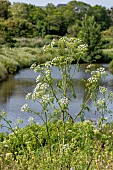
[9, 0, 113, 9]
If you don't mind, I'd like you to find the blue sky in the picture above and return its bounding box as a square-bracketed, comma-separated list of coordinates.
[9, 0, 112, 8]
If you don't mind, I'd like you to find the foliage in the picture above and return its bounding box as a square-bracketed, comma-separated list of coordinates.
[0, 0, 11, 19]
[0, 120, 113, 169]
[1, 36, 113, 169]
[0, 0, 112, 40]
[87, 5, 111, 30]
[0, 47, 50, 81]
[79, 15, 103, 62]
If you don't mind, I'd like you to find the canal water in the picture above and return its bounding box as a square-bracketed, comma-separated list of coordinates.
[0, 64, 113, 132]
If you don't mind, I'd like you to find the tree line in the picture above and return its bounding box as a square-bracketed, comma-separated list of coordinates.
[0, 0, 113, 40]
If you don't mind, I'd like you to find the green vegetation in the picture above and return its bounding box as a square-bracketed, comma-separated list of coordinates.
[0, 1, 113, 168]
[79, 15, 102, 62]
[0, 121, 113, 169]
[0, 0, 112, 41]
[1, 37, 113, 169]
[0, 47, 52, 82]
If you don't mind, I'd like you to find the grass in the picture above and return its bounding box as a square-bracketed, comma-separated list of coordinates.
[0, 121, 113, 169]
[0, 47, 52, 82]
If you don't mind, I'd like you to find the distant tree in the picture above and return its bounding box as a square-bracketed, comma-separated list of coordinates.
[0, 0, 11, 19]
[79, 15, 102, 62]
[87, 5, 111, 30]
[45, 4, 66, 36]
[9, 2, 28, 19]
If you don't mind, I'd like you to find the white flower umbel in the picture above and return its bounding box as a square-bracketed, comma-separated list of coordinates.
[59, 97, 68, 105]
[88, 76, 98, 83]
[42, 94, 51, 103]
[36, 75, 41, 82]
[28, 117, 34, 124]
[21, 104, 28, 112]
[26, 93, 32, 100]
[99, 86, 107, 94]
[96, 98, 106, 108]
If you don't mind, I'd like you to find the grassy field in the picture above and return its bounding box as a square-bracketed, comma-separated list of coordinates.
[0, 47, 51, 82]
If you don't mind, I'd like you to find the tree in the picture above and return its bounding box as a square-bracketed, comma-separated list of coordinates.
[0, 0, 11, 19]
[79, 15, 102, 62]
[87, 5, 111, 30]
[9, 2, 28, 19]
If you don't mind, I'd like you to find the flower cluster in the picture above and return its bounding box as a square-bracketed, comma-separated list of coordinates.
[99, 86, 107, 94]
[28, 117, 34, 124]
[96, 67, 106, 77]
[51, 39, 56, 46]
[86, 64, 95, 69]
[88, 76, 98, 83]
[21, 104, 29, 112]
[59, 97, 68, 105]
[34, 65, 41, 73]
[78, 44, 87, 50]
[96, 98, 106, 108]
[87, 67, 107, 84]
[34, 83, 49, 92]
[42, 94, 51, 103]
[62, 143, 70, 151]
[36, 75, 41, 82]
[26, 93, 32, 100]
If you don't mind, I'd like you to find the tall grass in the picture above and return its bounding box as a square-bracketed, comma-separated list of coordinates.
[0, 47, 51, 82]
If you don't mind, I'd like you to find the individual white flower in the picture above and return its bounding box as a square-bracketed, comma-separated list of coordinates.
[86, 64, 95, 69]
[45, 61, 52, 67]
[99, 86, 107, 94]
[36, 75, 41, 82]
[96, 98, 106, 108]
[42, 94, 51, 103]
[59, 97, 68, 105]
[88, 77, 98, 83]
[34, 65, 41, 72]
[26, 93, 32, 100]
[21, 104, 28, 112]
[30, 63, 36, 69]
[28, 117, 34, 124]
[43, 45, 46, 52]
[62, 143, 70, 152]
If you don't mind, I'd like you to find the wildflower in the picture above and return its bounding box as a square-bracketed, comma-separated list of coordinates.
[43, 45, 46, 52]
[51, 39, 56, 46]
[36, 75, 41, 82]
[88, 77, 98, 83]
[30, 63, 36, 70]
[16, 117, 23, 124]
[59, 97, 68, 105]
[99, 86, 107, 94]
[28, 117, 34, 124]
[26, 93, 32, 100]
[34, 65, 41, 72]
[21, 104, 28, 112]
[45, 61, 52, 67]
[62, 143, 70, 151]
[86, 64, 94, 69]
[96, 98, 106, 108]
[42, 94, 51, 103]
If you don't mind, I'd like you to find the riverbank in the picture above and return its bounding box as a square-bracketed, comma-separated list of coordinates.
[0, 47, 51, 82]
[0, 46, 113, 83]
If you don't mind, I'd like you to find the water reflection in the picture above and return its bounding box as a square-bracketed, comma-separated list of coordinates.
[0, 64, 113, 132]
